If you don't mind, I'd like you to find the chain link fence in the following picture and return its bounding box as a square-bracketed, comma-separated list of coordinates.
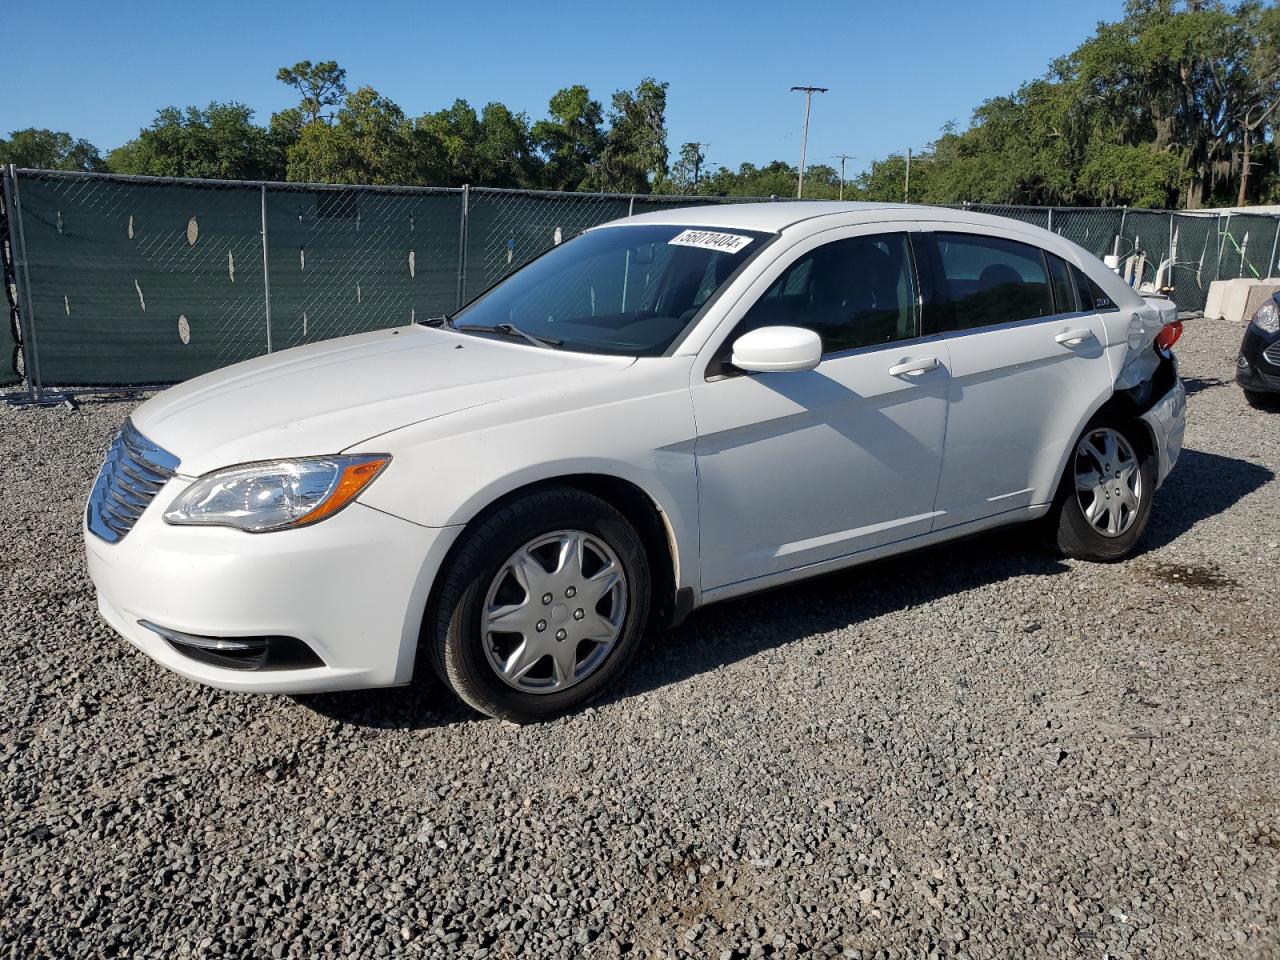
[0, 171, 22, 386]
[3, 166, 1277, 396]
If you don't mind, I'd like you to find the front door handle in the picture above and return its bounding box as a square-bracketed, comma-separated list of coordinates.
[1055, 328, 1095, 346]
[888, 357, 941, 377]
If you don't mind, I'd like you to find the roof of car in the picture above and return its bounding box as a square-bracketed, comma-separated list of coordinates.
[599, 199, 1137, 303]
[613, 200, 909, 233]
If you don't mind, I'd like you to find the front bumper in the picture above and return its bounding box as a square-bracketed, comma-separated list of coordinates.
[1236, 325, 1280, 394]
[85, 487, 460, 693]
[1138, 364, 1186, 489]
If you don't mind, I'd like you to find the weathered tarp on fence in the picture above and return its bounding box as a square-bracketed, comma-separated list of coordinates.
[0, 171, 23, 385]
[265, 186, 461, 349]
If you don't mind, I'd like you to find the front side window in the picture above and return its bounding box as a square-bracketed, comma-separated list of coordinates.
[736, 232, 919, 355]
[934, 233, 1054, 330]
[451, 224, 772, 356]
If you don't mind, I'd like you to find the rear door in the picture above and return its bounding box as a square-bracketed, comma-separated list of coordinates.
[923, 230, 1112, 529]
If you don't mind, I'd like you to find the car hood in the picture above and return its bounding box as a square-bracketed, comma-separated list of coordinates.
[131, 325, 634, 476]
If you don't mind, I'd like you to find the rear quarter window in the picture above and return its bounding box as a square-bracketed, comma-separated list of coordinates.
[1071, 264, 1117, 312]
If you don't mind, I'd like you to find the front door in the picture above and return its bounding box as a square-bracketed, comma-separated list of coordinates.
[691, 228, 950, 591]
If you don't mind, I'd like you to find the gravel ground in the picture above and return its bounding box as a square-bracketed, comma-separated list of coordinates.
[2, 318, 1278, 960]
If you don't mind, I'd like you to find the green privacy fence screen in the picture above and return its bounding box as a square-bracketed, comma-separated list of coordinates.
[0, 173, 24, 386]
[3, 166, 1278, 393]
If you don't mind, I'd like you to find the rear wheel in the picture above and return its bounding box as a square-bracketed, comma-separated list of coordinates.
[427, 487, 650, 722]
[1050, 418, 1156, 562]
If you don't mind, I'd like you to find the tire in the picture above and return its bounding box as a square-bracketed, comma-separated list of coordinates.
[426, 487, 651, 723]
[1244, 388, 1278, 410]
[1049, 416, 1157, 562]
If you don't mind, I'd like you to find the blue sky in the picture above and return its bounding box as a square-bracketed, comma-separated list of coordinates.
[5, 0, 1122, 177]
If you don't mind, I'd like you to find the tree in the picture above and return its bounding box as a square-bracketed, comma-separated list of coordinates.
[658, 142, 708, 195]
[591, 78, 669, 193]
[1236, 2, 1280, 203]
[0, 129, 105, 171]
[413, 99, 482, 185]
[532, 85, 604, 191]
[475, 102, 540, 187]
[276, 60, 348, 125]
[107, 103, 283, 180]
[286, 86, 415, 184]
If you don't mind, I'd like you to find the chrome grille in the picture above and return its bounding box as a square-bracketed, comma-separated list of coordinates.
[87, 419, 180, 543]
[1264, 340, 1280, 367]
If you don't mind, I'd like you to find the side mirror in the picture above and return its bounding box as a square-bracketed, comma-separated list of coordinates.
[730, 326, 822, 373]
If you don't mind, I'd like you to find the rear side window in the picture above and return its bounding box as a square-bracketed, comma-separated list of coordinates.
[738, 232, 919, 355]
[1071, 264, 1116, 312]
[934, 233, 1054, 330]
[1047, 254, 1078, 313]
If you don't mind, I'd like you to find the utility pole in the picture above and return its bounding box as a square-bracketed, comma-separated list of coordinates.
[904, 147, 912, 204]
[692, 142, 710, 192]
[835, 153, 856, 201]
[790, 85, 828, 199]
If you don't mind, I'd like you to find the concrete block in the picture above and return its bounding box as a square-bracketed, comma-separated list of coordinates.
[1208, 277, 1259, 323]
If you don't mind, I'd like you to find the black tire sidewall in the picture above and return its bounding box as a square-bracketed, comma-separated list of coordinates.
[434, 489, 651, 722]
[1054, 418, 1157, 561]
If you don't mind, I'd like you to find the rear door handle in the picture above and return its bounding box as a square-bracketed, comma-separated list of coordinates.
[1055, 328, 1095, 346]
[888, 357, 941, 377]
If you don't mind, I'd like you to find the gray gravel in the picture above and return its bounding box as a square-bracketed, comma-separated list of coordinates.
[2, 319, 1279, 959]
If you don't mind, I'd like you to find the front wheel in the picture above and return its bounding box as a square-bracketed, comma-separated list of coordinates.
[1244, 388, 1278, 410]
[426, 487, 650, 722]
[1049, 418, 1156, 562]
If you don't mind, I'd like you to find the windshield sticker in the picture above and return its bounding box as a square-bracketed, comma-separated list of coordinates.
[668, 229, 754, 253]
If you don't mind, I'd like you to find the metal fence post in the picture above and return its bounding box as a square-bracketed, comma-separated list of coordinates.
[455, 184, 470, 311]
[260, 183, 273, 353]
[1268, 218, 1279, 279]
[1046, 207, 1053, 233]
[1215, 212, 1230, 285]
[4, 165, 42, 400]
[628, 195, 636, 218]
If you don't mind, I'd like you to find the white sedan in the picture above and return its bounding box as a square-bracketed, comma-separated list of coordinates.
[85, 202, 1186, 722]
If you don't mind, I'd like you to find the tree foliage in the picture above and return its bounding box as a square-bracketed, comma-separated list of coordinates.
[106, 103, 283, 180]
[0, 129, 105, 171]
[276, 60, 348, 125]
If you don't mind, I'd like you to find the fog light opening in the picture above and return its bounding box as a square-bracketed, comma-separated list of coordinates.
[139, 621, 325, 671]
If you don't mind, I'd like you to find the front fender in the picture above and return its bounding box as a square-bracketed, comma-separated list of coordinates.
[351, 383, 701, 596]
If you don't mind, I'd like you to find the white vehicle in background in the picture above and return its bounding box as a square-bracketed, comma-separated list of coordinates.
[85, 202, 1186, 722]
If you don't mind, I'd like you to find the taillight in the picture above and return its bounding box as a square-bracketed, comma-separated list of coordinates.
[1155, 321, 1182, 352]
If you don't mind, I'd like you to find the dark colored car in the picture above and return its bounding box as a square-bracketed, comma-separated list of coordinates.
[1237, 293, 1280, 408]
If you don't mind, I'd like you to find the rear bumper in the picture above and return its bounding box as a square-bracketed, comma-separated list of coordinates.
[1138, 364, 1186, 488]
[85, 492, 460, 693]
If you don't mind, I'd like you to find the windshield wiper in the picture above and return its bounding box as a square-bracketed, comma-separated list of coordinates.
[454, 321, 561, 349]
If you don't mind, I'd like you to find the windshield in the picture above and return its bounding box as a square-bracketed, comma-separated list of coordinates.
[450, 224, 773, 356]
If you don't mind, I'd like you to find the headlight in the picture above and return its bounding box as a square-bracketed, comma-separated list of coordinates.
[1250, 298, 1280, 335]
[164, 455, 390, 532]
